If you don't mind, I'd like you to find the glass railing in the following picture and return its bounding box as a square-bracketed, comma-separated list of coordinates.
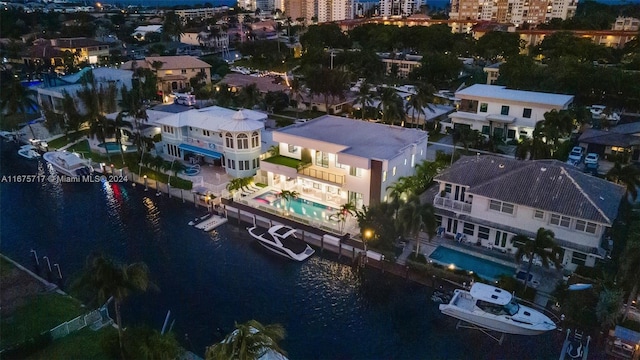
[433, 195, 471, 213]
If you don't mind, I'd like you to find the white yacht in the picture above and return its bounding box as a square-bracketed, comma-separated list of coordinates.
[247, 225, 315, 261]
[43, 151, 94, 177]
[18, 145, 41, 159]
[439, 283, 556, 335]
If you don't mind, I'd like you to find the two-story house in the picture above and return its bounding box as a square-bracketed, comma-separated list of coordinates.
[432, 155, 625, 269]
[120, 56, 212, 100]
[154, 106, 267, 178]
[257, 115, 429, 209]
[53, 37, 111, 65]
[445, 84, 574, 140]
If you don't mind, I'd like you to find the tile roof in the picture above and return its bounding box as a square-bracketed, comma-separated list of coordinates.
[434, 155, 625, 224]
[276, 115, 428, 160]
[120, 56, 211, 71]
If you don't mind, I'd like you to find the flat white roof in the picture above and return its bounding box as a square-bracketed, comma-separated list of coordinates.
[153, 106, 267, 132]
[455, 84, 574, 107]
[276, 115, 428, 160]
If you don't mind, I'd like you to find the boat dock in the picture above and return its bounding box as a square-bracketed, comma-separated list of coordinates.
[194, 215, 228, 231]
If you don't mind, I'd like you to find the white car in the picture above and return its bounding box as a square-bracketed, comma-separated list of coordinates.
[584, 153, 599, 165]
[568, 146, 584, 164]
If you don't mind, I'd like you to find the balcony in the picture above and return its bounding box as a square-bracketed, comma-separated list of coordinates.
[298, 166, 345, 185]
[433, 195, 471, 213]
[184, 136, 219, 152]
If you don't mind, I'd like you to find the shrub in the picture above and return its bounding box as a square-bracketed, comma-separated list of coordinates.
[2, 332, 53, 359]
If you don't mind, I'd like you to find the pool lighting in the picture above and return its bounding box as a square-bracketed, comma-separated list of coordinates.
[468, 271, 474, 275]
[448, 264, 456, 270]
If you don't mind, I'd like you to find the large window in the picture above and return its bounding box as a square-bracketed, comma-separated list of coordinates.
[239, 160, 249, 170]
[225, 133, 234, 148]
[501, 105, 510, 115]
[571, 252, 587, 266]
[523, 108, 532, 118]
[478, 226, 490, 240]
[237, 134, 248, 149]
[489, 200, 514, 214]
[481, 125, 490, 135]
[534, 210, 544, 220]
[251, 132, 259, 147]
[463, 222, 475, 236]
[315, 151, 329, 168]
[349, 166, 363, 177]
[575, 220, 597, 234]
[550, 214, 571, 228]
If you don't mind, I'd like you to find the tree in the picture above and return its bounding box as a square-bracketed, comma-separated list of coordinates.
[397, 196, 437, 255]
[606, 162, 640, 201]
[205, 320, 286, 360]
[377, 87, 405, 126]
[536, 109, 575, 156]
[288, 78, 304, 118]
[238, 83, 262, 109]
[620, 241, 640, 322]
[304, 67, 347, 114]
[77, 70, 118, 161]
[162, 11, 184, 41]
[405, 93, 426, 128]
[513, 228, 561, 292]
[73, 254, 153, 360]
[353, 81, 374, 120]
[329, 202, 356, 234]
[475, 31, 523, 61]
[596, 288, 623, 330]
[277, 190, 299, 213]
[0, 70, 38, 137]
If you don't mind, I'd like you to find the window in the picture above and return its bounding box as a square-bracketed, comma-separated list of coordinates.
[478, 226, 490, 240]
[534, 210, 544, 220]
[227, 159, 235, 169]
[550, 214, 571, 228]
[382, 171, 387, 182]
[203, 129, 210, 136]
[239, 160, 249, 170]
[489, 200, 515, 214]
[479, 103, 488, 112]
[463, 222, 475, 236]
[315, 151, 329, 168]
[181, 69, 187, 74]
[392, 166, 397, 176]
[501, 105, 510, 115]
[288, 144, 297, 153]
[523, 108, 532, 118]
[444, 183, 452, 194]
[251, 132, 259, 147]
[507, 129, 516, 139]
[481, 125, 490, 135]
[237, 134, 248, 149]
[225, 133, 234, 148]
[349, 166, 362, 177]
[411, 154, 415, 167]
[575, 220, 597, 234]
[571, 252, 587, 266]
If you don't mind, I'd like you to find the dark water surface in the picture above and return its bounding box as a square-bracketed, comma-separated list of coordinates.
[0, 141, 562, 359]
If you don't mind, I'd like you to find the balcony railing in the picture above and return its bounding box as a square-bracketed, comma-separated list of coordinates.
[433, 195, 471, 213]
[184, 136, 219, 151]
[298, 167, 345, 185]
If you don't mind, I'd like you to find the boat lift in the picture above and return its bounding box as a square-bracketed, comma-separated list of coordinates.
[455, 320, 506, 345]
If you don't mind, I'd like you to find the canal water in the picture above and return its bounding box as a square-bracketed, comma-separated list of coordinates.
[0, 141, 562, 359]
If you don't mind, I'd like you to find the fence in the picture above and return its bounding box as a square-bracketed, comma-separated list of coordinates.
[49, 309, 108, 340]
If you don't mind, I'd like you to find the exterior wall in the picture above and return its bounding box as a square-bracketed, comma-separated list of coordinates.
[382, 58, 421, 78]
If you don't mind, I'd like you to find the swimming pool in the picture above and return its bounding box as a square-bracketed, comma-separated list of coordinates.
[429, 246, 516, 281]
[254, 190, 338, 222]
[98, 142, 137, 153]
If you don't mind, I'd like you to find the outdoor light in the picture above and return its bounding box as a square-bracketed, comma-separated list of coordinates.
[448, 264, 456, 270]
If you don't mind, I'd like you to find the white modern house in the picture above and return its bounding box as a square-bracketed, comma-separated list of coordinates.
[154, 106, 267, 178]
[445, 84, 574, 140]
[432, 155, 625, 269]
[257, 115, 429, 209]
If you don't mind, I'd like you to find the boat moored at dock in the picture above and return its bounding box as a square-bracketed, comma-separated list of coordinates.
[43, 151, 94, 177]
[247, 225, 315, 261]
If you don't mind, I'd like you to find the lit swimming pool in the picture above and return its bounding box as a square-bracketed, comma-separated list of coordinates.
[98, 142, 137, 153]
[429, 246, 516, 281]
[254, 190, 338, 222]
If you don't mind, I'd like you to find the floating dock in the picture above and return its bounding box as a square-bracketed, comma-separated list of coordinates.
[195, 215, 228, 231]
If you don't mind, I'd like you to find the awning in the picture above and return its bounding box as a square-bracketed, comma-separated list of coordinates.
[179, 143, 223, 159]
[486, 114, 516, 123]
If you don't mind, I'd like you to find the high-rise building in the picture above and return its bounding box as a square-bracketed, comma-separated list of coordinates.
[238, 0, 275, 12]
[379, 0, 422, 17]
[448, 0, 578, 26]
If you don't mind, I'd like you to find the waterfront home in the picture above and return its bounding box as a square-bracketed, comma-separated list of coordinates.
[578, 123, 640, 163]
[444, 84, 574, 140]
[120, 56, 212, 101]
[256, 115, 429, 209]
[432, 155, 625, 270]
[154, 106, 267, 178]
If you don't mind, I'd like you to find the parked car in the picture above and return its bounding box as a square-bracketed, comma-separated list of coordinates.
[584, 153, 599, 165]
[567, 146, 584, 165]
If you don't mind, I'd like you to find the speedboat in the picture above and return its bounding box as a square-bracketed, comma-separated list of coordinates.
[439, 283, 556, 335]
[188, 212, 213, 226]
[247, 225, 315, 261]
[18, 145, 41, 159]
[43, 151, 94, 177]
[0, 131, 16, 141]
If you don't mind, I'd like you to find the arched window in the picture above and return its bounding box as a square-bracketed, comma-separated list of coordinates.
[225, 133, 234, 148]
[237, 133, 249, 149]
[251, 131, 259, 148]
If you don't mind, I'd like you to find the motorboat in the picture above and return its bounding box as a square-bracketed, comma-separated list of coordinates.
[17, 145, 41, 159]
[43, 151, 94, 177]
[247, 225, 315, 261]
[188, 212, 213, 226]
[0, 131, 16, 141]
[439, 283, 556, 335]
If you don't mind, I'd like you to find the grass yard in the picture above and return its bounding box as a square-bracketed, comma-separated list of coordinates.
[26, 327, 117, 360]
[262, 155, 302, 168]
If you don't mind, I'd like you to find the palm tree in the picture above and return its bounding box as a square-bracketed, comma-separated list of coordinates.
[289, 78, 304, 119]
[353, 81, 374, 120]
[205, 320, 286, 360]
[596, 288, 624, 331]
[0, 71, 38, 138]
[277, 189, 299, 213]
[377, 87, 405, 126]
[415, 83, 436, 131]
[513, 228, 561, 292]
[239, 83, 262, 109]
[620, 241, 640, 322]
[73, 254, 153, 360]
[78, 70, 118, 161]
[329, 202, 356, 234]
[406, 94, 426, 128]
[397, 196, 437, 255]
[413, 160, 440, 193]
[606, 162, 640, 201]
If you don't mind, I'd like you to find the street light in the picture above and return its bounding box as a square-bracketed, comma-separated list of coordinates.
[362, 229, 373, 265]
[143, 175, 148, 191]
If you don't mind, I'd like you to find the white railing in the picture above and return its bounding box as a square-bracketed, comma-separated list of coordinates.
[433, 195, 472, 213]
